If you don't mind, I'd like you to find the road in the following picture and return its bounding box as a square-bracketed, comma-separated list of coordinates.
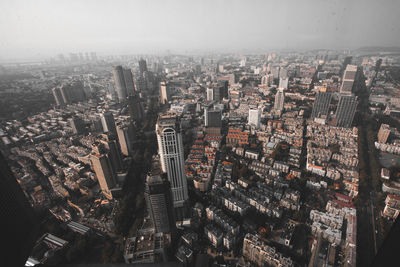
[369, 196, 378, 255]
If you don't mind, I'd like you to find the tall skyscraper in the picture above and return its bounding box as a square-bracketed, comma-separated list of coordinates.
[90, 142, 117, 200]
[53, 81, 86, 106]
[112, 66, 128, 102]
[139, 59, 148, 74]
[340, 65, 358, 95]
[279, 68, 288, 79]
[69, 116, 86, 134]
[248, 108, 261, 129]
[206, 88, 214, 101]
[123, 68, 135, 95]
[156, 115, 188, 213]
[99, 133, 123, 173]
[279, 77, 289, 89]
[216, 80, 228, 100]
[145, 162, 175, 233]
[101, 111, 117, 137]
[52, 87, 65, 106]
[127, 93, 144, 121]
[204, 107, 222, 127]
[1, 151, 39, 267]
[160, 81, 169, 104]
[274, 88, 285, 112]
[335, 94, 358, 128]
[117, 122, 135, 156]
[311, 92, 332, 119]
[261, 75, 268, 85]
[135, 75, 147, 92]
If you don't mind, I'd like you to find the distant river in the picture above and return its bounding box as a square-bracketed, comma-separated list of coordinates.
[379, 152, 400, 168]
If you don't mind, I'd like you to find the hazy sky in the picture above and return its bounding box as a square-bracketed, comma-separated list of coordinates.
[1, 0, 400, 60]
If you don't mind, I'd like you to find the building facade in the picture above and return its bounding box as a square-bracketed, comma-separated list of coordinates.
[311, 92, 332, 119]
[156, 115, 188, 210]
[335, 95, 358, 128]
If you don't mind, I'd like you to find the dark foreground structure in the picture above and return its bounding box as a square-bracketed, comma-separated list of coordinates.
[0, 151, 39, 266]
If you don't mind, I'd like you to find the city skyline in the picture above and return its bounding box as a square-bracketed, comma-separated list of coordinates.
[2, 1, 400, 266]
[1, 0, 400, 61]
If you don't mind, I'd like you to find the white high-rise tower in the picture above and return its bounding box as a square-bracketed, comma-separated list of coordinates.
[274, 88, 285, 112]
[156, 114, 188, 209]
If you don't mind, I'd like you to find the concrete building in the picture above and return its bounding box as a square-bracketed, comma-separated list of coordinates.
[204, 108, 222, 128]
[123, 68, 135, 95]
[90, 142, 117, 200]
[206, 88, 214, 101]
[242, 233, 294, 267]
[101, 111, 117, 136]
[145, 172, 175, 233]
[274, 88, 285, 112]
[340, 65, 358, 95]
[128, 93, 144, 121]
[112, 66, 128, 102]
[69, 116, 86, 134]
[156, 115, 188, 215]
[139, 59, 148, 75]
[52, 87, 65, 106]
[99, 133, 123, 173]
[335, 95, 357, 128]
[248, 108, 261, 128]
[311, 92, 332, 119]
[279, 77, 289, 89]
[116, 122, 135, 156]
[159, 81, 169, 104]
[377, 123, 391, 144]
[52, 81, 86, 106]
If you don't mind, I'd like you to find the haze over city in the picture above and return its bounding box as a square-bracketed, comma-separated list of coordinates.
[1, 0, 400, 61]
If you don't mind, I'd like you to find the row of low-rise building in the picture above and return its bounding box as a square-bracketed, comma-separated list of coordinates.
[242, 233, 294, 267]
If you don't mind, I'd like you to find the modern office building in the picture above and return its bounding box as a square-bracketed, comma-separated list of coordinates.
[123, 68, 135, 95]
[335, 94, 358, 128]
[204, 108, 222, 128]
[311, 92, 332, 119]
[101, 111, 117, 136]
[128, 93, 144, 121]
[274, 88, 285, 112]
[248, 108, 261, 128]
[340, 65, 358, 95]
[99, 133, 123, 173]
[69, 116, 86, 134]
[117, 122, 135, 156]
[145, 170, 175, 233]
[52, 81, 86, 106]
[90, 142, 117, 200]
[139, 59, 148, 74]
[156, 114, 188, 213]
[135, 75, 147, 92]
[1, 151, 39, 267]
[112, 65, 128, 102]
